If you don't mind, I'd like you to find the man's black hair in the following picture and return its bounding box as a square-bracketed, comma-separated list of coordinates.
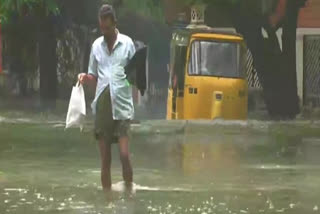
[99, 4, 117, 22]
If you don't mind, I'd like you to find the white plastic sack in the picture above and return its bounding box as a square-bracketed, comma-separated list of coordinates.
[65, 81, 86, 130]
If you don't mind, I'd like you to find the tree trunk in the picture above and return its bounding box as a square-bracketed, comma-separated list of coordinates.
[39, 16, 57, 110]
[232, 1, 300, 119]
[0, 24, 2, 74]
[231, 8, 280, 117]
[280, 1, 300, 117]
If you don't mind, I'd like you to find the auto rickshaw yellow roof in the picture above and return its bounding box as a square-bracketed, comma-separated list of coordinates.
[172, 25, 243, 45]
[192, 33, 243, 42]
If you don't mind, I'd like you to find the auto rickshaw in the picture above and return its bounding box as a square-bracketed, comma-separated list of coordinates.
[167, 6, 248, 120]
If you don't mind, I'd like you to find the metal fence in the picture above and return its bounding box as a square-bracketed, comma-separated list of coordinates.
[304, 35, 320, 107]
[246, 49, 261, 89]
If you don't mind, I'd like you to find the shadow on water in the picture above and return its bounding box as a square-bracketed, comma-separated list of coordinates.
[1, 119, 320, 213]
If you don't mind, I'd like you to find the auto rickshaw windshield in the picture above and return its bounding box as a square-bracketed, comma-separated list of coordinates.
[189, 40, 243, 78]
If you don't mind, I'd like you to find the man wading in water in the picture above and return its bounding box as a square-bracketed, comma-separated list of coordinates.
[78, 4, 135, 193]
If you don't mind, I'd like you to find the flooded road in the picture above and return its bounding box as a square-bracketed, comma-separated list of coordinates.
[1, 119, 320, 213]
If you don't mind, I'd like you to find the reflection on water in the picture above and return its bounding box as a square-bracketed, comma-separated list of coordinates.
[1, 120, 320, 213]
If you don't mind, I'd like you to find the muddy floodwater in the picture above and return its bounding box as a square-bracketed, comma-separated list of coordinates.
[1, 119, 320, 213]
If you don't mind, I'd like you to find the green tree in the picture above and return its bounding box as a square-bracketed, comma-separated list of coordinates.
[1, 0, 165, 109]
[1, 0, 60, 109]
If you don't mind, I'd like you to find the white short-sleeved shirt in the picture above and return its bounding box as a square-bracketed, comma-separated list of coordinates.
[88, 31, 136, 120]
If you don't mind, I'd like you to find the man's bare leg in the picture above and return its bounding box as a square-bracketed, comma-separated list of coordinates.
[98, 139, 112, 191]
[118, 136, 133, 189]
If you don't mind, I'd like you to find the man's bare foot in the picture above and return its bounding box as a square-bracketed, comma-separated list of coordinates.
[103, 188, 113, 201]
[124, 182, 136, 199]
